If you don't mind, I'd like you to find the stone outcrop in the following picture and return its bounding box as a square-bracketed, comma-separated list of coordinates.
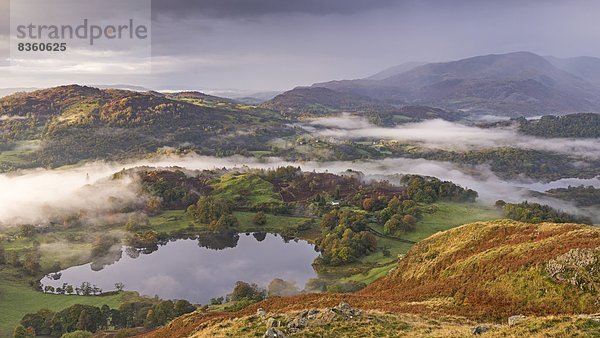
[546, 248, 600, 293]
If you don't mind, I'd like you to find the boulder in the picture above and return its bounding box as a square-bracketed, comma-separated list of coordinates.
[266, 317, 282, 328]
[546, 248, 600, 292]
[331, 302, 361, 319]
[471, 325, 489, 335]
[263, 327, 287, 338]
[508, 315, 527, 326]
[306, 309, 320, 319]
[287, 316, 308, 330]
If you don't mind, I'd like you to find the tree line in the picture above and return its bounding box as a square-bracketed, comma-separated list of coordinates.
[516, 113, 600, 138]
[17, 299, 196, 337]
[496, 200, 593, 225]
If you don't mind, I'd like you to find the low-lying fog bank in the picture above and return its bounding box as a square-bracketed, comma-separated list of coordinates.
[307, 115, 600, 160]
[1, 153, 598, 226]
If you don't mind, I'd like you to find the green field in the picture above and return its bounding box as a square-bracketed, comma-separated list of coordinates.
[233, 211, 313, 236]
[149, 210, 315, 238]
[340, 202, 502, 285]
[404, 202, 502, 242]
[335, 235, 411, 285]
[148, 210, 193, 233]
[211, 173, 284, 209]
[0, 140, 41, 167]
[0, 150, 27, 166]
[0, 270, 127, 337]
[340, 260, 398, 284]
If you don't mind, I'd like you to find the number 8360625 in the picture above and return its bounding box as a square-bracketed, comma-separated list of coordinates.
[17, 42, 67, 52]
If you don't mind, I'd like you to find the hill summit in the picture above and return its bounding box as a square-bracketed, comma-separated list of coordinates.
[265, 52, 600, 116]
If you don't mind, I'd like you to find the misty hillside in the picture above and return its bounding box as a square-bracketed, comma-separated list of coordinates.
[300, 52, 600, 116]
[367, 61, 426, 80]
[517, 113, 600, 138]
[261, 86, 464, 122]
[260, 86, 396, 116]
[545, 55, 600, 86]
[0, 85, 292, 169]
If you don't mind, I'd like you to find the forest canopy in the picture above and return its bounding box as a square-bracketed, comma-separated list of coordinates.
[517, 113, 600, 138]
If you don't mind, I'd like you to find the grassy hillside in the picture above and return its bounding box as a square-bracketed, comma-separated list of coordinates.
[0, 85, 294, 169]
[261, 87, 392, 117]
[367, 220, 600, 318]
[150, 310, 599, 338]
[143, 220, 600, 337]
[211, 173, 285, 210]
[340, 202, 501, 285]
[261, 86, 463, 123]
[404, 202, 502, 242]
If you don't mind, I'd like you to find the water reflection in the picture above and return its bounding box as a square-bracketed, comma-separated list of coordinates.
[41, 233, 318, 304]
[196, 232, 240, 251]
[253, 232, 267, 242]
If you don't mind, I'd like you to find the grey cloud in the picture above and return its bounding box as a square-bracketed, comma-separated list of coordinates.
[142, 0, 600, 90]
[150, 0, 567, 20]
[4, 0, 600, 91]
[0, 0, 8, 61]
[151, 0, 400, 19]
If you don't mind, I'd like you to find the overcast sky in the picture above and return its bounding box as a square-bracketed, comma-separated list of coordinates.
[1, 0, 600, 92]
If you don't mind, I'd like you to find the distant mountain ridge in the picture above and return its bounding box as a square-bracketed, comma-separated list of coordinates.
[261, 86, 464, 122]
[261, 86, 392, 115]
[367, 61, 426, 80]
[266, 52, 600, 116]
